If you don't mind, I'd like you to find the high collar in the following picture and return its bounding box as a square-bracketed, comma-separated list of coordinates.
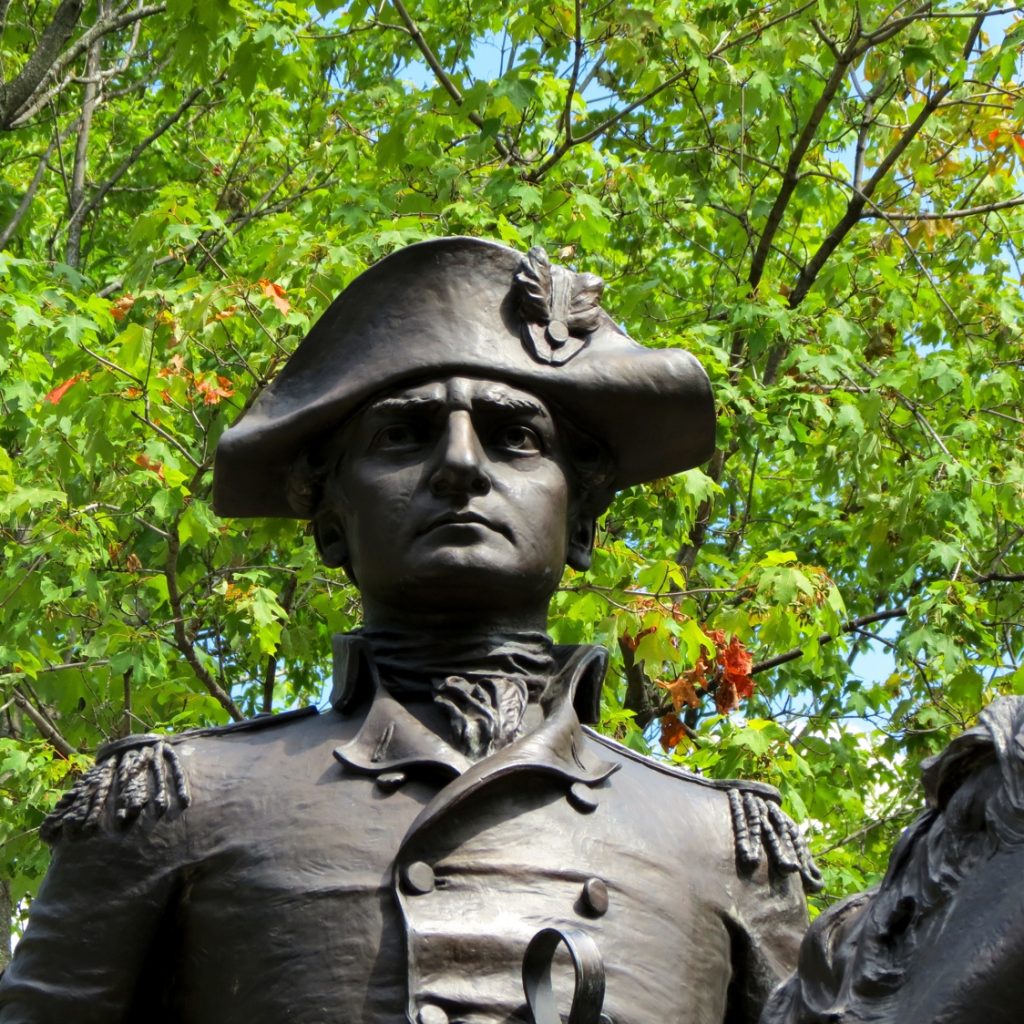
[331, 635, 617, 796]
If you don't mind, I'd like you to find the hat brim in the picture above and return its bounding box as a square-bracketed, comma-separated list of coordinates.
[213, 238, 715, 518]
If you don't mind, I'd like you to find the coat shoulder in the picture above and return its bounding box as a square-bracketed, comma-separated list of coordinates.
[41, 706, 319, 844]
[584, 726, 823, 892]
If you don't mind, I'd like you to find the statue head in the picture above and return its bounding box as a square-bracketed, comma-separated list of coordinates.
[213, 237, 715, 629]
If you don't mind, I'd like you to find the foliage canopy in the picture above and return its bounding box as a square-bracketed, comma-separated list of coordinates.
[1, 0, 1022, 957]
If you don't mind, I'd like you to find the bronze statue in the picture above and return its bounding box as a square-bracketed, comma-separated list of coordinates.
[763, 696, 1024, 1024]
[0, 238, 818, 1024]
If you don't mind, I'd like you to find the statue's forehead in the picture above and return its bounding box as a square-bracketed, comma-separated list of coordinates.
[365, 376, 554, 420]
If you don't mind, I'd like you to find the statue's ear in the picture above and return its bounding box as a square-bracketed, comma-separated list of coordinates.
[566, 515, 596, 571]
[313, 512, 350, 570]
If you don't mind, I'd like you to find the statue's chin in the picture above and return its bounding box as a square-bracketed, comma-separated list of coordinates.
[360, 559, 561, 629]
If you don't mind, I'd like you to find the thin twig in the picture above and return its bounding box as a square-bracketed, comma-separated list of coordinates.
[751, 607, 910, 675]
[10, 688, 76, 758]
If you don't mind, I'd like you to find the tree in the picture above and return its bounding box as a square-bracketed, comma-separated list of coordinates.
[1, 0, 1022, 957]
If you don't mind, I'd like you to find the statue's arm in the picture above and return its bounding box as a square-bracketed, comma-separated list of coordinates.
[719, 784, 821, 1024]
[724, 859, 811, 1024]
[0, 739, 190, 1023]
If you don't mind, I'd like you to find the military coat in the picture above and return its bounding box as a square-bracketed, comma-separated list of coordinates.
[0, 640, 814, 1024]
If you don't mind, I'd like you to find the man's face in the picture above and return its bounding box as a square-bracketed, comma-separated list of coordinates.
[316, 377, 590, 624]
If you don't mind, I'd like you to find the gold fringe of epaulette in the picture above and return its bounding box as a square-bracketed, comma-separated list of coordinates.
[40, 737, 190, 844]
[728, 787, 823, 892]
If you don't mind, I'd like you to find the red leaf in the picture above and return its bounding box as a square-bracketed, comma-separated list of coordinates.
[259, 278, 290, 316]
[44, 375, 80, 405]
[714, 676, 739, 714]
[720, 635, 754, 701]
[659, 713, 687, 751]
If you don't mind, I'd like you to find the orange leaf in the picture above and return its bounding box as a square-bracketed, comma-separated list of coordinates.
[658, 664, 705, 711]
[134, 453, 165, 481]
[259, 278, 290, 316]
[195, 374, 235, 406]
[157, 354, 188, 379]
[44, 375, 80, 405]
[614, 622, 655, 655]
[659, 713, 687, 751]
[721, 635, 752, 679]
[110, 293, 135, 322]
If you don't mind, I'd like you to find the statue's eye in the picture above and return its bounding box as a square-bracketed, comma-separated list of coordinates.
[495, 424, 542, 453]
[371, 422, 425, 450]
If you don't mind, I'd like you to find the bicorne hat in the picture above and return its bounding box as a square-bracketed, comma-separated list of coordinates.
[213, 237, 715, 517]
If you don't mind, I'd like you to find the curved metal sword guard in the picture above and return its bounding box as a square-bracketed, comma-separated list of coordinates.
[522, 926, 606, 1024]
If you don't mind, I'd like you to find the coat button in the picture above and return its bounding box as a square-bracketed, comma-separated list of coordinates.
[402, 860, 435, 895]
[417, 1003, 448, 1024]
[568, 781, 599, 813]
[375, 771, 406, 792]
[581, 877, 609, 916]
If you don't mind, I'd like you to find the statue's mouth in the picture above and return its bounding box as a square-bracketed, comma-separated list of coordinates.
[418, 511, 513, 542]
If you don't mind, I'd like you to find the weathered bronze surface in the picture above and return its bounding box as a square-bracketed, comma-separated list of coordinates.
[763, 696, 1024, 1024]
[1, 238, 819, 1023]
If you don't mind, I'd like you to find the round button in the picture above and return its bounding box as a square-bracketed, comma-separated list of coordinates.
[547, 319, 570, 345]
[375, 771, 406, 792]
[417, 1004, 448, 1024]
[581, 877, 609, 916]
[402, 860, 435, 895]
[568, 781, 599, 813]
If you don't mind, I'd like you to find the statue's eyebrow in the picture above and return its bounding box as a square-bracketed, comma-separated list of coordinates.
[367, 390, 550, 420]
[470, 391, 550, 419]
[366, 393, 444, 416]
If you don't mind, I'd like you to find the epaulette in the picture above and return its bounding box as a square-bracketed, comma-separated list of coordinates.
[582, 727, 823, 892]
[40, 735, 188, 844]
[726, 783, 823, 892]
[41, 706, 319, 844]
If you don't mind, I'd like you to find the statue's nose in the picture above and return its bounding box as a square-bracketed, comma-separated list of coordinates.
[428, 411, 491, 498]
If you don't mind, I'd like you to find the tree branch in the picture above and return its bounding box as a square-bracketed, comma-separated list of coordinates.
[388, 0, 513, 161]
[786, 12, 985, 309]
[10, 687, 76, 758]
[750, 608, 910, 675]
[0, 120, 77, 247]
[4, 1, 166, 128]
[0, 0, 83, 129]
[261, 574, 297, 714]
[619, 635, 655, 724]
[71, 83, 208, 236]
[748, 33, 858, 292]
[527, 63, 693, 182]
[862, 196, 1024, 220]
[560, 0, 584, 145]
[165, 525, 243, 721]
[65, 7, 103, 268]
